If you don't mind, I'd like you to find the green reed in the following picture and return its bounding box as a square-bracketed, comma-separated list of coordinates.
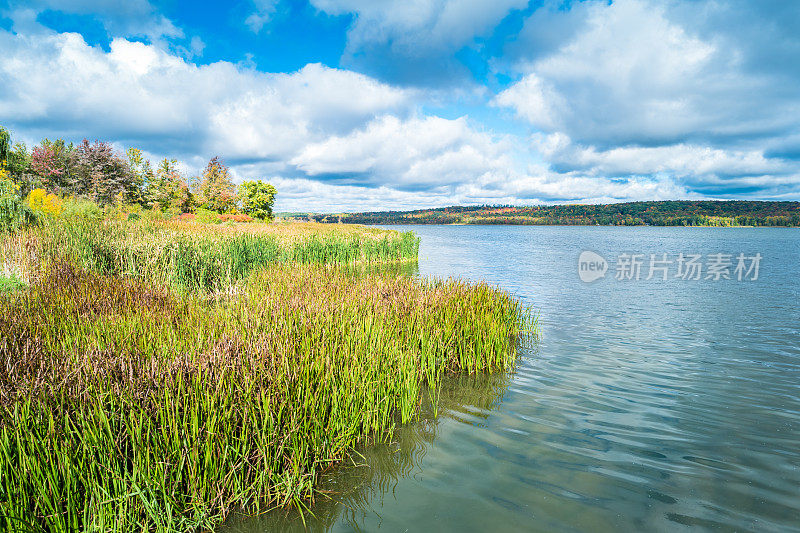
[0, 222, 534, 532]
[28, 218, 420, 291]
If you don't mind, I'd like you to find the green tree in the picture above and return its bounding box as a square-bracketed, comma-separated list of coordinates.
[0, 174, 35, 232]
[125, 148, 151, 205]
[238, 180, 277, 220]
[8, 142, 31, 177]
[148, 158, 179, 211]
[0, 127, 38, 196]
[0, 126, 10, 167]
[197, 156, 236, 213]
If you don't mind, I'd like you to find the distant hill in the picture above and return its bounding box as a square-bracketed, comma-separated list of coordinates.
[285, 201, 800, 227]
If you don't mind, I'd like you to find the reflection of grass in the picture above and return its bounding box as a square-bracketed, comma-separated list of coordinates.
[221, 371, 517, 532]
[0, 219, 533, 532]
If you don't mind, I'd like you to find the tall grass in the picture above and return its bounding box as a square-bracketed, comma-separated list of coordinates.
[0, 221, 534, 532]
[27, 218, 419, 291]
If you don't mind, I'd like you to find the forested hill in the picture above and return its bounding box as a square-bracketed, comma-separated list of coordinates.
[288, 201, 800, 227]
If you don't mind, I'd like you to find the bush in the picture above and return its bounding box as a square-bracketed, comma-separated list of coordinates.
[195, 207, 221, 224]
[26, 188, 63, 217]
[0, 176, 36, 232]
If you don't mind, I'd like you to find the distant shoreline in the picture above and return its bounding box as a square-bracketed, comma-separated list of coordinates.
[279, 200, 800, 228]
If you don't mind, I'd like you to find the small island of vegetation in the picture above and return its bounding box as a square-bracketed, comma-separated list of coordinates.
[0, 126, 535, 531]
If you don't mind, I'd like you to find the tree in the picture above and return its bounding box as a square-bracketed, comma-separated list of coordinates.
[0, 127, 38, 196]
[197, 156, 236, 213]
[30, 139, 75, 194]
[238, 180, 277, 220]
[72, 139, 134, 205]
[149, 158, 178, 211]
[8, 142, 31, 177]
[146, 158, 194, 212]
[143, 158, 173, 209]
[0, 126, 9, 167]
[0, 172, 35, 232]
[125, 148, 151, 205]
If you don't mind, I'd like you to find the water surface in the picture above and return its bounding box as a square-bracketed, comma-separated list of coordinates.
[225, 226, 800, 532]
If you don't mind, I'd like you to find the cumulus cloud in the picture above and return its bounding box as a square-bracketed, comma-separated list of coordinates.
[291, 115, 511, 189]
[493, 0, 800, 199]
[6, 0, 183, 41]
[313, 0, 525, 52]
[250, 166, 696, 212]
[2, 0, 799, 210]
[531, 133, 794, 182]
[0, 28, 412, 162]
[0, 24, 548, 211]
[311, 0, 527, 85]
[496, 0, 800, 148]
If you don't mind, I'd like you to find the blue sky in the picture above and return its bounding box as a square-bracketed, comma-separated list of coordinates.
[1, 0, 799, 211]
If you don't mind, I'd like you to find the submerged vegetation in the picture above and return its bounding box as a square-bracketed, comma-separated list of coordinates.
[0, 211, 533, 531]
[296, 200, 800, 227]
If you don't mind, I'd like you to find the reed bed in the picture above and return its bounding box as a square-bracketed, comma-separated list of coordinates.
[0, 221, 534, 532]
[21, 218, 419, 292]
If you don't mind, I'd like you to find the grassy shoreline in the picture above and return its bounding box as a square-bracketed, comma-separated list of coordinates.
[0, 219, 534, 532]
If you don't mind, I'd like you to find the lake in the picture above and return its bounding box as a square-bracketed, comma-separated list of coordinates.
[224, 225, 800, 532]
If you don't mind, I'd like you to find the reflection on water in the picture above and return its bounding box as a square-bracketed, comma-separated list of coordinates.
[220, 372, 514, 532]
[227, 226, 800, 532]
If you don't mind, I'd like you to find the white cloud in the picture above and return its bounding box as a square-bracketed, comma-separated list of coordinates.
[0, 29, 412, 162]
[495, 0, 799, 147]
[531, 133, 793, 180]
[312, 0, 527, 53]
[3, 1, 799, 211]
[494, 74, 563, 131]
[245, 0, 280, 33]
[8, 0, 183, 41]
[291, 115, 511, 188]
[489, 0, 800, 201]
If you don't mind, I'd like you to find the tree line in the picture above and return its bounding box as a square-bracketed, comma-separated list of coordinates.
[0, 126, 277, 221]
[303, 201, 800, 227]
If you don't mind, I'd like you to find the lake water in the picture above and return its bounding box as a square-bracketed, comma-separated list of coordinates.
[225, 226, 800, 532]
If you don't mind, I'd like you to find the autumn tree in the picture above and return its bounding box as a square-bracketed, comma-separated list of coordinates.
[72, 140, 135, 205]
[197, 156, 235, 213]
[146, 158, 194, 212]
[238, 180, 277, 220]
[30, 139, 75, 194]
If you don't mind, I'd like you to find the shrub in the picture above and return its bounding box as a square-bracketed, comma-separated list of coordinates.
[26, 188, 63, 217]
[0, 175, 36, 232]
[196, 207, 221, 224]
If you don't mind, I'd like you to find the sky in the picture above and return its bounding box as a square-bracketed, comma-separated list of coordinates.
[1, 0, 799, 212]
